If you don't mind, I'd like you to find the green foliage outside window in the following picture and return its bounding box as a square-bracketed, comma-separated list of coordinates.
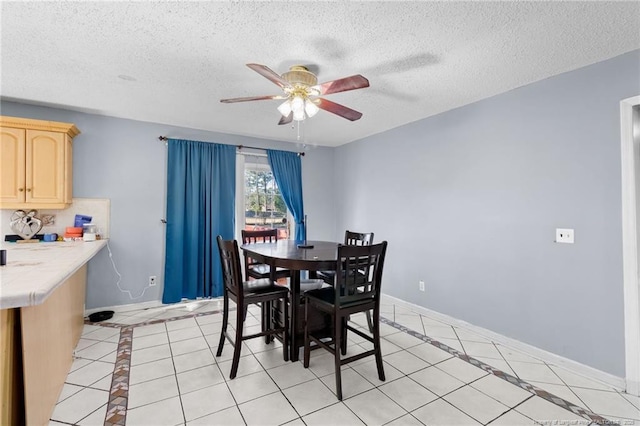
[245, 169, 287, 219]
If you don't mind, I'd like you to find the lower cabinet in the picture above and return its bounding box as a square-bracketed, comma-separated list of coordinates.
[0, 265, 87, 426]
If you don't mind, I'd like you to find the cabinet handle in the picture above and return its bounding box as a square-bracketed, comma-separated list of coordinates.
[19, 188, 24, 192]
[26, 188, 32, 192]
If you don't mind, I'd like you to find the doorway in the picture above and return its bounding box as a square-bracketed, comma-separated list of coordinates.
[620, 95, 640, 396]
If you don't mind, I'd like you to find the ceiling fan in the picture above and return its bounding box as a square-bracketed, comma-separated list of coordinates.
[220, 64, 369, 125]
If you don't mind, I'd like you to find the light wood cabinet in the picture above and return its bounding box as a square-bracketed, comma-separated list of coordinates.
[0, 116, 80, 209]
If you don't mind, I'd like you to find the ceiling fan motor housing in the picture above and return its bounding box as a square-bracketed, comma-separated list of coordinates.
[281, 66, 318, 87]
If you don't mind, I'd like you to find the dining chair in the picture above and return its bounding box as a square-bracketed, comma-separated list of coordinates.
[241, 229, 291, 281]
[317, 230, 375, 334]
[216, 236, 289, 379]
[316, 230, 374, 284]
[303, 241, 388, 400]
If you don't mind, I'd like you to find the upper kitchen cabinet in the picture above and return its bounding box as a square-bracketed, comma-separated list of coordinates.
[0, 116, 80, 209]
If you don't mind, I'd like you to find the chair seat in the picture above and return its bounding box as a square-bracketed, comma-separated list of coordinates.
[242, 278, 288, 298]
[316, 270, 335, 283]
[248, 264, 291, 280]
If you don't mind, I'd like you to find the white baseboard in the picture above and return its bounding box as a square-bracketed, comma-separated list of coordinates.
[85, 300, 163, 316]
[382, 294, 626, 391]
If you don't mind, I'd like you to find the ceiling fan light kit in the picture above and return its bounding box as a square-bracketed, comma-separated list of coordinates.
[220, 63, 369, 125]
[277, 100, 292, 117]
[304, 99, 319, 118]
[279, 94, 319, 122]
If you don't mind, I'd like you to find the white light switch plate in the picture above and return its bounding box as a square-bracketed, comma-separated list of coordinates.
[556, 228, 575, 244]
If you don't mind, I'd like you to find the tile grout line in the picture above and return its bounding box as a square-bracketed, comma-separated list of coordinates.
[379, 316, 611, 425]
[80, 306, 231, 426]
[328, 320, 517, 424]
[451, 326, 468, 357]
[544, 360, 595, 413]
[164, 320, 187, 425]
[82, 306, 613, 425]
[493, 340, 521, 379]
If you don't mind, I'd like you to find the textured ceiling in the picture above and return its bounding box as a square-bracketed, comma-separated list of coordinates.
[1, 1, 639, 147]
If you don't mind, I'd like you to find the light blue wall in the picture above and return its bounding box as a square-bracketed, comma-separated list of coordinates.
[0, 102, 336, 309]
[334, 50, 640, 377]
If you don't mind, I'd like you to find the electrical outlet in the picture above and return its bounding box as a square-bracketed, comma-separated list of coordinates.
[555, 228, 575, 244]
[149, 275, 157, 286]
[419, 280, 425, 292]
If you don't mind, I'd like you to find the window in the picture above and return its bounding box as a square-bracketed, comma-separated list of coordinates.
[237, 154, 290, 240]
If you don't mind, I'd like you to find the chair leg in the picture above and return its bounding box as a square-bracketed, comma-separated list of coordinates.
[283, 296, 289, 362]
[303, 300, 310, 368]
[366, 310, 374, 333]
[230, 303, 245, 379]
[334, 312, 343, 401]
[340, 317, 348, 355]
[372, 308, 385, 382]
[263, 301, 273, 343]
[216, 290, 229, 357]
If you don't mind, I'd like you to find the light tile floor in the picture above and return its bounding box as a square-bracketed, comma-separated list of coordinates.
[49, 298, 640, 425]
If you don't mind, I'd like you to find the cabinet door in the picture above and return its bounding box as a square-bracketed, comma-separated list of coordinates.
[26, 130, 66, 204]
[0, 127, 26, 203]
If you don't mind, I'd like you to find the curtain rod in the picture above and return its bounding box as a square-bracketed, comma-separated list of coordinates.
[158, 136, 305, 156]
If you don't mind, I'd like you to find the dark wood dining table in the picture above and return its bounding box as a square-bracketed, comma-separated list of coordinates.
[241, 240, 339, 361]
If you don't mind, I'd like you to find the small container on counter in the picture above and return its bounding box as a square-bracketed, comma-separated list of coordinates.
[83, 224, 97, 241]
[64, 226, 83, 240]
[43, 233, 58, 242]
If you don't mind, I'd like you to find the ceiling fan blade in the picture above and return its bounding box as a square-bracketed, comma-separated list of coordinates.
[278, 112, 293, 125]
[246, 63, 290, 89]
[220, 94, 285, 103]
[314, 74, 369, 95]
[316, 98, 363, 121]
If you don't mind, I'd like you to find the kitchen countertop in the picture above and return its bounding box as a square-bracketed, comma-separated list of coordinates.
[0, 240, 107, 309]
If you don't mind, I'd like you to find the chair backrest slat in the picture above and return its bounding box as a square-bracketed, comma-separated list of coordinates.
[335, 242, 387, 306]
[217, 236, 244, 303]
[343, 231, 374, 272]
[242, 229, 278, 244]
[241, 229, 279, 269]
[344, 230, 374, 246]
